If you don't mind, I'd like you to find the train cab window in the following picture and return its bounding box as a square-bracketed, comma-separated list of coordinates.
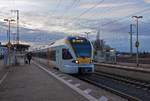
[62, 49, 73, 60]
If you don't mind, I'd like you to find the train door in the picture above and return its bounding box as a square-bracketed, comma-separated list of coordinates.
[56, 47, 62, 69]
[47, 48, 51, 65]
[62, 48, 77, 73]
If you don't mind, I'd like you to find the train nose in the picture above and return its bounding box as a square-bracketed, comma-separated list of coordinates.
[77, 58, 91, 64]
[79, 67, 92, 73]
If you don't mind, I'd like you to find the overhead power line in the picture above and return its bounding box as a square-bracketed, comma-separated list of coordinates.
[50, 0, 62, 17]
[61, 0, 81, 18]
[67, 0, 105, 24]
[102, 7, 150, 26]
[100, 7, 150, 33]
[76, 0, 104, 18]
[66, 0, 80, 10]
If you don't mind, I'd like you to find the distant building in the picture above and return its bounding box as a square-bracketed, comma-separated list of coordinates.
[92, 31, 116, 64]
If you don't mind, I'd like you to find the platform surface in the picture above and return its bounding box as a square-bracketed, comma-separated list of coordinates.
[117, 62, 150, 69]
[0, 62, 88, 101]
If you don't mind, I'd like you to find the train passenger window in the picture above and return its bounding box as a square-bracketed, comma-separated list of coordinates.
[50, 50, 56, 61]
[62, 49, 73, 60]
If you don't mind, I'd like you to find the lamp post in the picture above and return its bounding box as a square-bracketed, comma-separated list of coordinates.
[11, 10, 19, 44]
[85, 32, 90, 39]
[4, 19, 15, 43]
[132, 16, 143, 67]
[4, 18, 15, 66]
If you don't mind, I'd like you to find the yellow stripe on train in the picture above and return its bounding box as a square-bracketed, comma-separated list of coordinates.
[77, 58, 91, 64]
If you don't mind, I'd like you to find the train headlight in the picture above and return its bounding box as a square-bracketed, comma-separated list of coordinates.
[75, 60, 79, 64]
[72, 60, 79, 64]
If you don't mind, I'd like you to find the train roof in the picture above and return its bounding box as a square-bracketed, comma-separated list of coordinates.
[34, 36, 88, 50]
[50, 38, 66, 47]
[67, 36, 87, 40]
[50, 36, 88, 47]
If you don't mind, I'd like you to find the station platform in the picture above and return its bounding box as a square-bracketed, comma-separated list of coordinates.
[95, 62, 150, 72]
[0, 60, 8, 83]
[95, 62, 150, 83]
[117, 62, 150, 69]
[0, 62, 88, 101]
[0, 58, 128, 101]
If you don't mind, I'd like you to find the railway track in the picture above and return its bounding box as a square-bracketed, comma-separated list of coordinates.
[77, 72, 150, 101]
[95, 71, 150, 90]
[34, 58, 150, 100]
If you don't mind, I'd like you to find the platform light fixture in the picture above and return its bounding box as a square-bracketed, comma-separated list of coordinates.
[132, 16, 143, 67]
[4, 18, 15, 66]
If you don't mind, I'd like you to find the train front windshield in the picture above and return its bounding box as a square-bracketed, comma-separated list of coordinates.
[69, 38, 92, 58]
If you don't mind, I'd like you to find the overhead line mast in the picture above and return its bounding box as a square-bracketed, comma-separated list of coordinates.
[11, 10, 19, 44]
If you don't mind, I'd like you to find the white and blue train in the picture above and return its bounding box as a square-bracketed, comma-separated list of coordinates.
[33, 36, 94, 74]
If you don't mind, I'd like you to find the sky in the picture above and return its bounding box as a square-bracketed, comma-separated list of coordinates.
[0, 0, 150, 52]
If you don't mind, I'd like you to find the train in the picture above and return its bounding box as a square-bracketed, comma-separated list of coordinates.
[32, 36, 94, 74]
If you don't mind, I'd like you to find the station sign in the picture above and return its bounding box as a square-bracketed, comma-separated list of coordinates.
[72, 39, 84, 43]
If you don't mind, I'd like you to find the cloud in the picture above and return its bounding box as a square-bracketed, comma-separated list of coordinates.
[144, 0, 150, 3]
[0, 0, 150, 51]
[79, 2, 136, 9]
